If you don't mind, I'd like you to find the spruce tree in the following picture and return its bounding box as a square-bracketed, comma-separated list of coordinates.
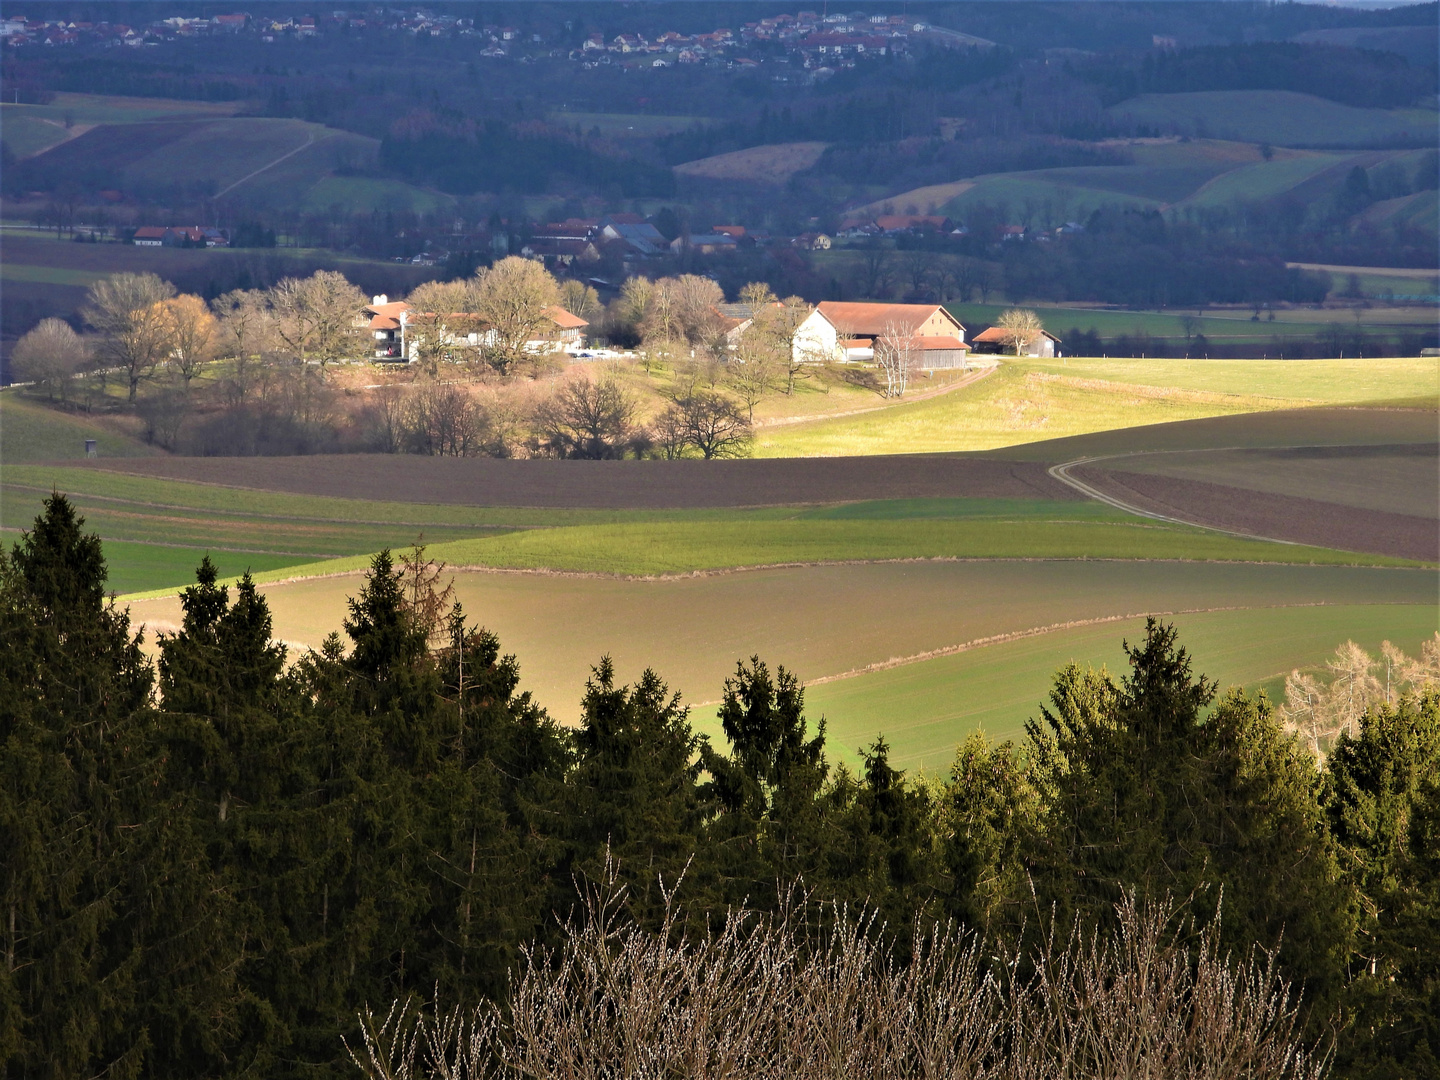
[1326, 693, 1440, 1076]
[563, 657, 705, 924]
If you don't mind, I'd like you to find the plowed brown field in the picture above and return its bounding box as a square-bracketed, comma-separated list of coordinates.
[74, 455, 1078, 509]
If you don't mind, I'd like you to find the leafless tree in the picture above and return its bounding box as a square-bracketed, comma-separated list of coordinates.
[727, 347, 780, 423]
[874, 321, 920, 397]
[902, 250, 938, 300]
[10, 318, 90, 403]
[857, 244, 894, 299]
[349, 871, 1324, 1080]
[995, 307, 1043, 356]
[212, 289, 277, 404]
[975, 264, 996, 304]
[272, 270, 366, 367]
[405, 279, 483, 375]
[84, 272, 176, 403]
[160, 294, 218, 391]
[473, 256, 561, 373]
[533, 372, 642, 459]
[662, 390, 753, 459]
[559, 280, 602, 323]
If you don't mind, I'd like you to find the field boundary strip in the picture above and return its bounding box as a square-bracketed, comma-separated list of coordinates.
[755, 364, 996, 428]
[113, 549, 1428, 604]
[702, 600, 1415, 699]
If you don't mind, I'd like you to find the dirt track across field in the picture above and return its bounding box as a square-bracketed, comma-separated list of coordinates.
[1072, 466, 1439, 561]
[75, 455, 1081, 509]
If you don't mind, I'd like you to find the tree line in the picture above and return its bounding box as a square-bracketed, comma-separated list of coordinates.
[2, 495, 1438, 1078]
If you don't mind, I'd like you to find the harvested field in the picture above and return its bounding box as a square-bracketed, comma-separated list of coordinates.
[675, 141, 829, 185]
[72, 455, 1079, 509]
[988, 406, 1440, 462]
[124, 560, 1436, 729]
[1112, 444, 1439, 519]
[1072, 466, 1439, 561]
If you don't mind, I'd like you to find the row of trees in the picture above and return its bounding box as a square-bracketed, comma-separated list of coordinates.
[3, 496, 1437, 1078]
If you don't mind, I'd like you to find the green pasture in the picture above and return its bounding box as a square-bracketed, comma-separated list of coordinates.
[755, 362, 1279, 457]
[1359, 190, 1439, 235]
[2, 92, 243, 127]
[946, 303, 1257, 342]
[940, 174, 1160, 221]
[0, 263, 107, 287]
[1021, 357, 1439, 404]
[755, 358, 1438, 458]
[0, 113, 76, 158]
[794, 603, 1440, 772]
[302, 176, 452, 215]
[1178, 152, 1355, 209]
[74, 540, 315, 597]
[0, 397, 158, 462]
[1107, 91, 1439, 149]
[414, 517, 1410, 577]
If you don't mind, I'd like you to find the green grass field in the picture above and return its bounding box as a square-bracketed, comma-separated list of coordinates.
[754, 359, 1437, 458]
[410, 518, 1412, 578]
[798, 604, 1439, 771]
[0, 263, 108, 287]
[0, 397, 159, 462]
[1107, 91, 1439, 148]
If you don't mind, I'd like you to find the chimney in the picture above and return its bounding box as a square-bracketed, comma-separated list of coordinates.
[372, 294, 388, 305]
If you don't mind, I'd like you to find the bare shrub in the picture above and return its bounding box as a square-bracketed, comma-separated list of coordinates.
[348, 870, 1324, 1080]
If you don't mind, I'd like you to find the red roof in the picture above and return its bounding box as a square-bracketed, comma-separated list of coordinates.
[911, 335, 969, 350]
[971, 327, 1059, 344]
[133, 226, 166, 239]
[815, 301, 964, 337]
[544, 305, 588, 329]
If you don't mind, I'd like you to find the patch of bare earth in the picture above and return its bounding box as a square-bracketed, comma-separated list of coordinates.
[74, 455, 1081, 509]
[1073, 466, 1438, 561]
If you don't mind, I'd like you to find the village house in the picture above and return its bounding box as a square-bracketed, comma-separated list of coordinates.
[671, 232, 738, 255]
[360, 296, 589, 361]
[792, 301, 968, 368]
[970, 326, 1061, 357]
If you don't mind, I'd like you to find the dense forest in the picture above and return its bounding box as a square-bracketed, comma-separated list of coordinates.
[3, 494, 1437, 1078]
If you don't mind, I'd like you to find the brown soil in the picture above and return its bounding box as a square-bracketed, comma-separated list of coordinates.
[1073, 466, 1439, 561]
[983, 407, 1440, 462]
[76, 455, 1081, 509]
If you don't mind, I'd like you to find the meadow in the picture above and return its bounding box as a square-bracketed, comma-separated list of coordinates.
[802, 603, 1440, 771]
[1105, 90, 1440, 148]
[753, 357, 1438, 458]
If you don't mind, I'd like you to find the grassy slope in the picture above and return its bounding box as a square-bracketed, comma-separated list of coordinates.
[0, 395, 159, 462]
[797, 604, 1440, 771]
[754, 359, 1438, 458]
[1106, 91, 1439, 148]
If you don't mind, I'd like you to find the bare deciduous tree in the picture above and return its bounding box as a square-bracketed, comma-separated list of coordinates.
[661, 390, 752, 459]
[84, 272, 176, 403]
[473, 256, 561, 373]
[996, 307, 1043, 356]
[533, 372, 642, 459]
[404, 280, 482, 375]
[1279, 633, 1440, 757]
[558, 280, 602, 323]
[160, 294, 218, 391]
[271, 271, 365, 367]
[874, 321, 920, 398]
[212, 289, 276, 403]
[10, 318, 90, 403]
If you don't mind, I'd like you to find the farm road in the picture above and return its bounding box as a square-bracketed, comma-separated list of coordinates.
[74, 454, 1079, 509]
[1050, 448, 1439, 561]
